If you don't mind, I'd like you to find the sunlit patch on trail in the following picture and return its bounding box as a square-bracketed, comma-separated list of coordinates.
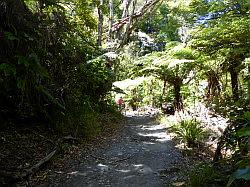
[67, 171, 87, 176]
[133, 119, 172, 142]
[138, 132, 171, 142]
[133, 164, 153, 174]
[143, 141, 155, 145]
[97, 163, 109, 172]
[133, 164, 143, 167]
[114, 164, 154, 177]
[115, 169, 131, 173]
[124, 106, 160, 117]
[141, 124, 166, 131]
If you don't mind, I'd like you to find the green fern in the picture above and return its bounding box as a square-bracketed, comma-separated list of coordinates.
[170, 119, 204, 147]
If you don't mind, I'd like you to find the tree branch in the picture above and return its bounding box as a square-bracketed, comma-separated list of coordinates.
[111, 0, 160, 32]
[118, 0, 137, 48]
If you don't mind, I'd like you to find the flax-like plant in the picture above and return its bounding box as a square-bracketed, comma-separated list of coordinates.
[170, 119, 204, 147]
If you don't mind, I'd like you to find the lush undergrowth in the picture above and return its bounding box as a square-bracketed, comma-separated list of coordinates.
[0, 0, 122, 139]
[1, 0, 250, 186]
[157, 102, 250, 187]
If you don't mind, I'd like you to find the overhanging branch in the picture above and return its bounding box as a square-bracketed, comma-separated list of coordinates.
[111, 0, 161, 32]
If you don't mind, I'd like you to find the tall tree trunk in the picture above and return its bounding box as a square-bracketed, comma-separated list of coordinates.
[107, 0, 114, 42]
[174, 83, 183, 111]
[150, 79, 154, 107]
[162, 79, 167, 99]
[247, 54, 250, 159]
[97, 0, 103, 46]
[229, 67, 239, 101]
[248, 65, 250, 99]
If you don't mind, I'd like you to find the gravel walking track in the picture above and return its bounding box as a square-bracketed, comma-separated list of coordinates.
[44, 115, 188, 187]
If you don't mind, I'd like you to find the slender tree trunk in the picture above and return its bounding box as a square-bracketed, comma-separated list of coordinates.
[224, 72, 228, 93]
[248, 65, 250, 99]
[162, 79, 167, 99]
[150, 79, 154, 107]
[174, 84, 183, 111]
[248, 65, 250, 154]
[107, 0, 114, 42]
[229, 67, 239, 101]
[97, 0, 103, 46]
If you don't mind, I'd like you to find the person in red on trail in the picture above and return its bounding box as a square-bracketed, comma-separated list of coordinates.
[116, 97, 125, 110]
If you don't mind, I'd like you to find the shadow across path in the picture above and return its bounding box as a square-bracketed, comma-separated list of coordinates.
[49, 116, 187, 187]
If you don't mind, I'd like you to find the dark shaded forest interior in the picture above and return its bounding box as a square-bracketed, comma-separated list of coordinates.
[0, 0, 249, 186]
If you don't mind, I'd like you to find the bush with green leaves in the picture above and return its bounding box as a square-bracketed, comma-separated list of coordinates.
[170, 119, 205, 147]
[0, 0, 121, 139]
[189, 163, 225, 187]
[226, 111, 250, 186]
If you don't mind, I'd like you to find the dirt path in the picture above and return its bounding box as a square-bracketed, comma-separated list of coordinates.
[43, 115, 188, 186]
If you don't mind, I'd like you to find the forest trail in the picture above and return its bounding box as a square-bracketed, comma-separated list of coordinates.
[47, 115, 188, 187]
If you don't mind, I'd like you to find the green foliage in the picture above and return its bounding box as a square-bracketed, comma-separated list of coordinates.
[112, 0, 250, 186]
[56, 98, 102, 138]
[189, 163, 225, 187]
[137, 43, 196, 83]
[237, 112, 250, 137]
[0, 0, 120, 139]
[237, 127, 250, 137]
[137, 2, 181, 41]
[113, 76, 164, 108]
[189, 0, 250, 103]
[51, 54, 116, 136]
[1, 1, 250, 187]
[170, 119, 205, 147]
[133, 42, 197, 109]
[0, 63, 16, 76]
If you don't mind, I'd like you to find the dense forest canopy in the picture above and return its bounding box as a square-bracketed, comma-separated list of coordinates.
[0, 0, 249, 186]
